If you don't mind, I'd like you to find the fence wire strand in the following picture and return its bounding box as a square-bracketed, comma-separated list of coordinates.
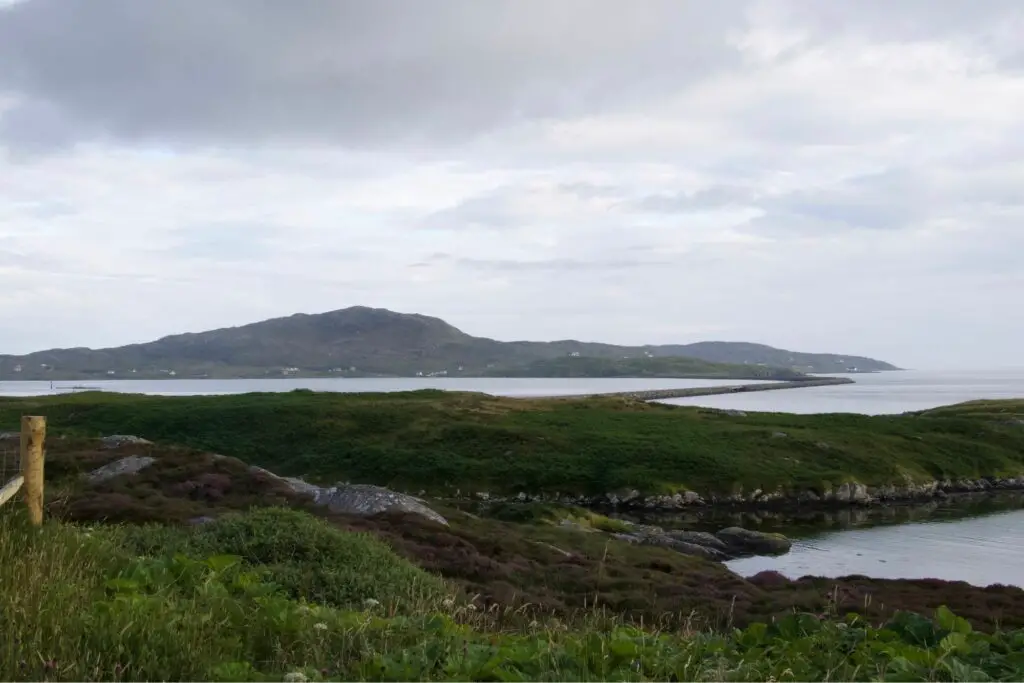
[1, 434, 21, 487]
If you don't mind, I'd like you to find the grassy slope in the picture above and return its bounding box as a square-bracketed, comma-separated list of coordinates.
[5, 434, 1024, 680]
[2, 393, 1023, 497]
[483, 355, 807, 380]
[30, 436, 1024, 635]
[4, 503, 1024, 681]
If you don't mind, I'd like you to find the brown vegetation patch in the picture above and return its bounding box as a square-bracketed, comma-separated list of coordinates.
[42, 437, 315, 524]
[39, 438, 1024, 633]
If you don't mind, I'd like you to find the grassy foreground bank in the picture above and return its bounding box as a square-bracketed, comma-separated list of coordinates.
[4, 507, 1024, 682]
[2, 392, 1023, 497]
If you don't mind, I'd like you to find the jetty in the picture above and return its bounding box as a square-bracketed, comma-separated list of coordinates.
[539, 376, 855, 401]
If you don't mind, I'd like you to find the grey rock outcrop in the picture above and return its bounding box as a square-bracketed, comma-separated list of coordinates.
[664, 530, 730, 553]
[316, 484, 449, 526]
[85, 455, 157, 483]
[100, 435, 154, 449]
[640, 534, 729, 561]
[250, 466, 448, 526]
[716, 526, 792, 555]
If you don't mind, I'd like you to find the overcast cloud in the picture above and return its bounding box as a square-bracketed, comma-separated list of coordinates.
[1, 0, 1022, 367]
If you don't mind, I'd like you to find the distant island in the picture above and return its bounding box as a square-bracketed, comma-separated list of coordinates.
[0, 306, 900, 380]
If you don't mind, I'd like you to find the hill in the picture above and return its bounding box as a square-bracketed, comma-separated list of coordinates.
[0, 306, 900, 380]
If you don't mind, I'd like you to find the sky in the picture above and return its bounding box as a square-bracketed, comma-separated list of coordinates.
[1, 0, 1022, 369]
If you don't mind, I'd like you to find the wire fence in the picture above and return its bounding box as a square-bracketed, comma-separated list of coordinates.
[1, 432, 21, 488]
[1, 420, 45, 521]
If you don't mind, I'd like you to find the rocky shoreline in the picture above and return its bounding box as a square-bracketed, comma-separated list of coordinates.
[611, 524, 792, 562]
[460, 474, 1024, 513]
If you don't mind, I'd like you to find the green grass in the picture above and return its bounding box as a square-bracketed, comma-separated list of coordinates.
[113, 507, 449, 611]
[3, 508, 1024, 681]
[2, 392, 1024, 498]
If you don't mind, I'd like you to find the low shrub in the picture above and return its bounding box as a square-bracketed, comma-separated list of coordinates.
[115, 507, 450, 611]
[3, 510, 1024, 681]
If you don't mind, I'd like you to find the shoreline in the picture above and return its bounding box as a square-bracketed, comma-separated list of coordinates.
[452, 474, 1024, 513]
[534, 376, 855, 401]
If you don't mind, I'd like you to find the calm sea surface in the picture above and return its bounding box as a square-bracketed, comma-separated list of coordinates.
[0, 376, 758, 398]
[660, 368, 1024, 414]
[726, 506, 1024, 588]
[3, 369, 1022, 587]
[2, 369, 1020, 413]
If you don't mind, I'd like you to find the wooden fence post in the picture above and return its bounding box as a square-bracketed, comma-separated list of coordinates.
[21, 416, 46, 526]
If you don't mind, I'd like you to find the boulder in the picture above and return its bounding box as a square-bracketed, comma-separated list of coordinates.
[85, 455, 157, 483]
[640, 534, 730, 561]
[664, 530, 730, 554]
[835, 482, 871, 504]
[317, 484, 449, 526]
[610, 533, 640, 545]
[254, 467, 449, 527]
[100, 435, 154, 449]
[682, 490, 704, 505]
[715, 526, 792, 556]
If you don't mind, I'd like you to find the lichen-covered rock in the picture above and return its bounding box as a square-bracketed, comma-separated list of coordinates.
[85, 455, 157, 483]
[610, 532, 640, 544]
[835, 482, 872, 504]
[100, 435, 154, 449]
[664, 530, 730, 554]
[716, 526, 792, 556]
[640, 534, 729, 561]
[255, 467, 449, 526]
[317, 484, 449, 526]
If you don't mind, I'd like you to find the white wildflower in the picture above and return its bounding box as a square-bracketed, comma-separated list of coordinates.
[313, 622, 328, 632]
[284, 672, 308, 683]
[363, 598, 380, 609]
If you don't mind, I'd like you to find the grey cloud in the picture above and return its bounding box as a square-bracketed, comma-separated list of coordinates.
[435, 255, 673, 272]
[420, 190, 524, 231]
[0, 98, 79, 157]
[633, 185, 757, 212]
[779, 0, 1022, 43]
[0, 0, 748, 151]
[760, 170, 929, 232]
[557, 182, 624, 200]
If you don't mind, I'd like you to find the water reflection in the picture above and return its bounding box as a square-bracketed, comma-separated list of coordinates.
[725, 506, 1024, 588]
[616, 491, 1024, 539]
